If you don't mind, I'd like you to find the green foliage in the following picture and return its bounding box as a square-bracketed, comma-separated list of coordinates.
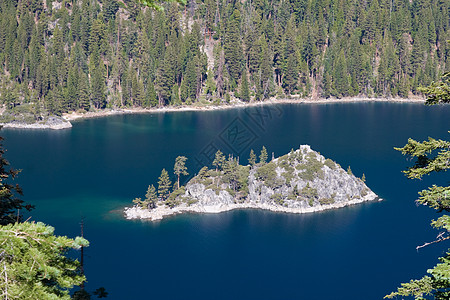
[138, 0, 187, 11]
[212, 150, 226, 171]
[144, 184, 158, 209]
[324, 158, 336, 170]
[132, 197, 145, 208]
[223, 8, 243, 84]
[248, 149, 256, 166]
[197, 166, 209, 179]
[0, 221, 88, 299]
[223, 156, 239, 191]
[387, 77, 450, 298]
[174, 156, 188, 189]
[347, 166, 353, 175]
[255, 161, 282, 189]
[395, 136, 450, 180]
[282, 170, 294, 185]
[205, 69, 216, 97]
[270, 193, 285, 206]
[240, 70, 250, 102]
[279, 156, 295, 185]
[166, 186, 185, 208]
[419, 72, 450, 106]
[236, 165, 250, 196]
[318, 197, 335, 205]
[297, 153, 324, 181]
[300, 183, 318, 201]
[157, 168, 172, 202]
[0, 136, 33, 225]
[259, 146, 268, 165]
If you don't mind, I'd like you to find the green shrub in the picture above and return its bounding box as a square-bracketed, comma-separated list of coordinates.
[287, 193, 297, 201]
[206, 184, 221, 195]
[319, 197, 335, 205]
[300, 183, 318, 199]
[237, 165, 249, 196]
[225, 187, 236, 197]
[255, 161, 278, 188]
[201, 178, 213, 186]
[166, 187, 185, 208]
[198, 166, 209, 178]
[361, 188, 368, 197]
[11, 103, 34, 114]
[347, 166, 353, 175]
[297, 154, 324, 181]
[282, 171, 293, 185]
[0, 113, 14, 123]
[306, 151, 317, 160]
[324, 159, 336, 169]
[186, 198, 199, 206]
[270, 193, 285, 206]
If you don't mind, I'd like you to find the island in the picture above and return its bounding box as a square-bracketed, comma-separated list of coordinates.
[125, 145, 378, 221]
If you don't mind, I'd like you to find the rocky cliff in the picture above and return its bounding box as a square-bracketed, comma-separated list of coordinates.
[125, 145, 378, 220]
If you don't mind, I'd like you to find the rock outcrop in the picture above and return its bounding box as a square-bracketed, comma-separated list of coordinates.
[0, 116, 72, 130]
[125, 145, 378, 221]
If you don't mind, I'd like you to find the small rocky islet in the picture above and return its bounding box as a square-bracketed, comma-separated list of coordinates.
[125, 145, 378, 221]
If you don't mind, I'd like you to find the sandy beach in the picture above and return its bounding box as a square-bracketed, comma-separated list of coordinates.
[0, 96, 425, 129]
[62, 96, 425, 123]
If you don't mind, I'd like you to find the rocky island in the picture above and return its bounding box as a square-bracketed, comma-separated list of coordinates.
[125, 145, 378, 221]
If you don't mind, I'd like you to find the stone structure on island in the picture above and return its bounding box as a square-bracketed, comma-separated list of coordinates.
[125, 145, 378, 221]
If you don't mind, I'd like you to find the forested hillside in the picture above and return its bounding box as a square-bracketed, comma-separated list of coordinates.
[0, 0, 449, 116]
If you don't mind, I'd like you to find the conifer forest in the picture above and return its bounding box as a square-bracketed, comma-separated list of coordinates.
[0, 0, 449, 116]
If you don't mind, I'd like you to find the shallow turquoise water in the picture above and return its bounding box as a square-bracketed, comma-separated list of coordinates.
[2, 102, 449, 299]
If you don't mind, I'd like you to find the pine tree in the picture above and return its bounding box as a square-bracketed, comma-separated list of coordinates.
[78, 72, 90, 111]
[0, 221, 88, 299]
[0, 137, 33, 225]
[157, 169, 172, 202]
[66, 65, 79, 111]
[258, 36, 273, 99]
[146, 80, 158, 107]
[212, 150, 226, 171]
[91, 66, 106, 109]
[283, 52, 298, 94]
[240, 68, 250, 102]
[386, 73, 450, 299]
[185, 58, 198, 101]
[103, 0, 119, 22]
[205, 69, 216, 97]
[333, 50, 350, 98]
[259, 146, 268, 164]
[224, 8, 243, 85]
[156, 53, 174, 106]
[248, 149, 256, 166]
[223, 156, 238, 191]
[144, 184, 157, 209]
[174, 156, 188, 189]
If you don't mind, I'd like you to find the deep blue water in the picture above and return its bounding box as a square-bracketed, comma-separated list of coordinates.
[2, 102, 450, 300]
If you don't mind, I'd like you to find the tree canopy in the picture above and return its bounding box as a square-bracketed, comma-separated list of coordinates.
[1, 0, 449, 121]
[0, 135, 33, 225]
[0, 221, 88, 299]
[386, 73, 450, 299]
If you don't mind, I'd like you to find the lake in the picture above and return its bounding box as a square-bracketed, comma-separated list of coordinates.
[2, 102, 450, 299]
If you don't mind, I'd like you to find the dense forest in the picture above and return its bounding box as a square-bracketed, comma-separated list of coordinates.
[0, 0, 449, 117]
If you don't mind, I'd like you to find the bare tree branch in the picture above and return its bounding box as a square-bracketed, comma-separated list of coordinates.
[416, 232, 450, 251]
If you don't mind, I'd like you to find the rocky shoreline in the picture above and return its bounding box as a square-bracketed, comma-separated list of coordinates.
[0, 116, 72, 130]
[1, 96, 424, 130]
[65, 96, 425, 122]
[124, 191, 379, 221]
